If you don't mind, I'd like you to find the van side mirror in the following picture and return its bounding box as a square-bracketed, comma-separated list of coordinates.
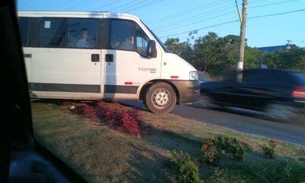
[147, 40, 157, 58]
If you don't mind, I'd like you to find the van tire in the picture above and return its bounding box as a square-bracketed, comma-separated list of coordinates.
[144, 82, 177, 114]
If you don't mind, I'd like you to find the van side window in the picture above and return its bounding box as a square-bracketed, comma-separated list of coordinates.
[136, 24, 149, 56]
[38, 18, 66, 47]
[110, 19, 133, 50]
[67, 18, 98, 48]
[37, 18, 98, 48]
[18, 17, 29, 46]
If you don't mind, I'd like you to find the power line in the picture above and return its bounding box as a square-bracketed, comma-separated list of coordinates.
[152, 0, 300, 32]
[155, 10, 236, 34]
[92, 0, 123, 11]
[153, 3, 237, 31]
[152, 0, 301, 35]
[58, 0, 74, 7]
[248, 9, 305, 20]
[112, 0, 148, 12]
[108, 0, 141, 11]
[152, 2, 239, 35]
[159, 20, 239, 39]
[147, 0, 231, 24]
[92, 0, 166, 13]
[124, 0, 166, 12]
[158, 8, 304, 40]
[249, 0, 299, 9]
[26, 0, 303, 43]
[64, 0, 92, 10]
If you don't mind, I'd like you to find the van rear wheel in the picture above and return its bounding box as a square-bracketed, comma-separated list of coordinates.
[144, 82, 177, 114]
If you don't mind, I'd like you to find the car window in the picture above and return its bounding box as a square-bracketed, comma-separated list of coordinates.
[242, 70, 261, 83]
[243, 69, 296, 85]
[292, 72, 305, 85]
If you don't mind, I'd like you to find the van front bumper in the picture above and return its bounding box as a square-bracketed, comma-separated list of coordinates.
[170, 80, 200, 105]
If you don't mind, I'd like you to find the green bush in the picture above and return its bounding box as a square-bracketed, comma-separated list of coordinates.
[201, 135, 248, 165]
[171, 150, 200, 183]
[298, 148, 305, 162]
[216, 136, 248, 161]
[261, 138, 279, 159]
[201, 137, 220, 165]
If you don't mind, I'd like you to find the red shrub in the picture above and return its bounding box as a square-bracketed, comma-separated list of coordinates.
[81, 105, 99, 120]
[62, 100, 144, 136]
[95, 101, 142, 136]
[117, 109, 141, 135]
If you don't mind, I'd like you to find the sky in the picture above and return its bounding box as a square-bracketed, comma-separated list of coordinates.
[17, 0, 305, 48]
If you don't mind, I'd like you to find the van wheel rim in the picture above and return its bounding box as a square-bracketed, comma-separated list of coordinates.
[152, 89, 170, 109]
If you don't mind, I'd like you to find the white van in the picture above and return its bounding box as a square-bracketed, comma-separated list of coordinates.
[18, 11, 200, 114]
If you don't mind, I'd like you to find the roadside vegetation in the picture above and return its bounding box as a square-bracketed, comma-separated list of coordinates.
[32, 100, 305, 183]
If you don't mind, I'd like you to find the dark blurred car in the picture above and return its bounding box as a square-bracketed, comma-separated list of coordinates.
[192, 71, 210, 107]
[198, 71, 210, 84]
[199, 68, 305, 121]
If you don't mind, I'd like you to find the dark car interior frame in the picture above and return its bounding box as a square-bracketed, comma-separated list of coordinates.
[0, 1, 87, 182]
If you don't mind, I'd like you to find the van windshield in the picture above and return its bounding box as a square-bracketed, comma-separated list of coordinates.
[141, 20, 171, 53]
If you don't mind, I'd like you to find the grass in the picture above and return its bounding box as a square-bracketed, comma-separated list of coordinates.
[31, 100, 305, 183]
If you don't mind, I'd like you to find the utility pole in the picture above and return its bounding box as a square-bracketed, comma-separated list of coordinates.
[236, 0, 248, 82]
[286, 40, 292, 51]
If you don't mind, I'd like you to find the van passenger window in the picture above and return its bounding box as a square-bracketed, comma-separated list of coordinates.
[109, 20, 150, 56]
[136, 24, 149, 56]
[110, 20, 133, 50]
[38, 18, 98, 48]
[38, 18, 66, 47]
[68, 19, 98, 48]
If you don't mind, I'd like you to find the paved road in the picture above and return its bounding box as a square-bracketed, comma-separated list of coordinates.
[119, 100, 305, 146]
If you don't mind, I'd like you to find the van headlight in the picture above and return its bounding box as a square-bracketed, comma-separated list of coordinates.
[189, 71, 199, 80]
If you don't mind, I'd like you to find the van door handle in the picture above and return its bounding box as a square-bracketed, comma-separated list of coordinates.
[91, 54, 100, 62]
[105, 54, 113, 62]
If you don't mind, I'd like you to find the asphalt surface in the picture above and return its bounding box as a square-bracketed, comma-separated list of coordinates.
[119, 100, 305, 146]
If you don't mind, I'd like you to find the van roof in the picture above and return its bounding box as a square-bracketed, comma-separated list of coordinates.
[17, 11, 140, 20]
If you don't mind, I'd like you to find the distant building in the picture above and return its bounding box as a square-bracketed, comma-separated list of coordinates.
[258, 44, 297, 52]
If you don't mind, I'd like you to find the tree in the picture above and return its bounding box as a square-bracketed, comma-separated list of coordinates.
[164, 38, 194, 65]
[164, 32, 305, 80]
[164, 38, 183, 55]
[272, 47, 305, 71]
[244, 46, 264, 68]
[191, 33, 242, 78]
[192, 32, 219, 73]
[179, 41, 194, 65]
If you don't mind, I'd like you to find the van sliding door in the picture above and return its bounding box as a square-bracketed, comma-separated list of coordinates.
[30, 17, 104, 99]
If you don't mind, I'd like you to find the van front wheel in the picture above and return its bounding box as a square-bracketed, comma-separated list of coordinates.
[144, 82, 177, 114]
